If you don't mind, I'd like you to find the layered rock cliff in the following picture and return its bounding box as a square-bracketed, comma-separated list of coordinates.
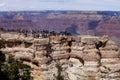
[0, 11, 120, 47]
[0, 32, 120, 80]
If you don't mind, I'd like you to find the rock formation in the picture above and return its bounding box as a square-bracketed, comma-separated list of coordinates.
[0, 32, 120, 80]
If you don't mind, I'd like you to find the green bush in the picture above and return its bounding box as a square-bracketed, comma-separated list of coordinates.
[55, 62, 64, 80]
[0, 55, 32, 80]
[0, 51, 5, 63]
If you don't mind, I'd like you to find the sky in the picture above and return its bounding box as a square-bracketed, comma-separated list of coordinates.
[0, 0, 120, 11]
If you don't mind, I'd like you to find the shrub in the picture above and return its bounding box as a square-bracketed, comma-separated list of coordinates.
[0, 55, 33, 80]
[55, 62, 64, 80]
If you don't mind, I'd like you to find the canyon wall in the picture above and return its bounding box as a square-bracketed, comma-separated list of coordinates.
[0, 11, 120, 35]
[0, 32, 120, 80]
[0, 11, 120, 47]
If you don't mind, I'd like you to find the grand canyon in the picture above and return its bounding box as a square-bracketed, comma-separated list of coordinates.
[0, 11, 120, 46]
[0, 11, 120, 80]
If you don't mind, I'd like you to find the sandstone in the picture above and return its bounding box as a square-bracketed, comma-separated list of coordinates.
[99, 35, 109, 44]
[106, 40, 117, 45]
[59, 59, 69, 65]
[80, 35, 99, 44]
[66, 64, 86, 80]
[71, 50, 83, 54]
[35, 51, 47, 56]
[100, 66, 109, 73]
[34, 46, 46, 50]
[83, 52, 101, 61]
[102, 63, 120, 72]
[83, 49, 99, 53]
[84, 44, 96, 49]
[0, 33, 120, 80]
[99, 44, 118, 51]
[52, 53, 70, 60]
[69, 53, 83, 60]
[101, 58, 120, 64]
[23, 62, 47, 80]
[108, 72, 120, 78]
[84, 61, 100, 67]
[34, 38, 49, 45]
[52, 50, 66, 54]
[69, 58, 83, 67]
[1, 33, 20, 41]
[83, 66, 100, 74]
[100, 51, 119, 58]
[71, 46, 84, 50]
[52, 46, 69, 51]
[40, 64, 48, 71]
[49, 36, 62, 44]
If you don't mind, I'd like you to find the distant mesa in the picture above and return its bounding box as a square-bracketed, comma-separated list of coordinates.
[0, 11, 120, 47]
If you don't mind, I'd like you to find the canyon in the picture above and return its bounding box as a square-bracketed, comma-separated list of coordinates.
[0, 11, 120, 47]
[0, 31, 120, 80]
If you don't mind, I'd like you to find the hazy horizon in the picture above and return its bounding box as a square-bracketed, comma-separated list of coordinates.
[0, 0, 120, 11]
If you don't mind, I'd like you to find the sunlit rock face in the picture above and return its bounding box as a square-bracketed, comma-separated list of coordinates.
[0, 32, 120, 80]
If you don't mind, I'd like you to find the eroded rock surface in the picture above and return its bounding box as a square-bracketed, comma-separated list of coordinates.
[0, 32, 120, 80]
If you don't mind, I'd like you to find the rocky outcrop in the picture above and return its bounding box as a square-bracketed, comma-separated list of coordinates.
[0, 32, 120, 80]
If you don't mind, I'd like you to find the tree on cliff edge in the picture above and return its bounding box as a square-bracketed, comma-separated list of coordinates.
[0, 52, 32, 80]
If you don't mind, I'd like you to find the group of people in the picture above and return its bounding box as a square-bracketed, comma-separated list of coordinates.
[0, 28, 72, 38]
